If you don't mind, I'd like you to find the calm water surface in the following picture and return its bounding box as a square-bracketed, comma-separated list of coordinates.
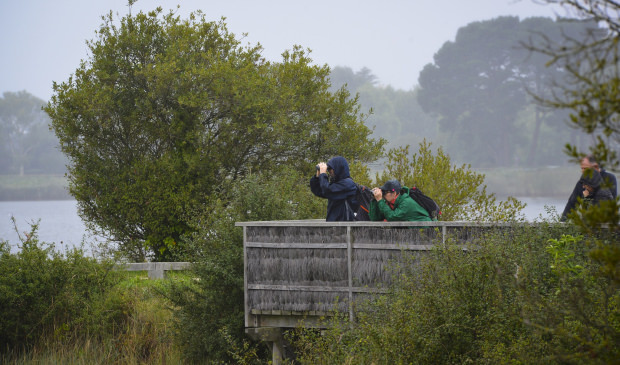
[1, 197, 566, 252]
[0, 200, 102, 253]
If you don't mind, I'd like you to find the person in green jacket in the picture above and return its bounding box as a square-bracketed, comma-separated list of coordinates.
[369, 179, 432, 222]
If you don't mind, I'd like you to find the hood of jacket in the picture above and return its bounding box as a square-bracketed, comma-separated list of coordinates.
[327, 156, 351, 182]
[580, 168, 603, 189]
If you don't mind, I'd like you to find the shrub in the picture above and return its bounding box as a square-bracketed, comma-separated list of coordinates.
[0, 221, 126, 351]
[0, 220, 133, 350]
[0, 220, 185, 363]
[377, 140, 526, 222]
[289, 222, 620, 364]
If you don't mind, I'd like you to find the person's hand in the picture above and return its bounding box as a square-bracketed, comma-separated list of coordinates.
[583, 186, 590, 197]
[318, 162, 327, 175]
[372, 187, 382, 201]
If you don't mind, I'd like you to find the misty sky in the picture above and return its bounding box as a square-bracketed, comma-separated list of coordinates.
[1, 0, 565, 101]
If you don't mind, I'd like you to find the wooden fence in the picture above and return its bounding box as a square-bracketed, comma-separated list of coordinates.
[119, 262, 191, 279]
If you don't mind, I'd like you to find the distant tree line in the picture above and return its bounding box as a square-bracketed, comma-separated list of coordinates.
[0, 91, 66, 175]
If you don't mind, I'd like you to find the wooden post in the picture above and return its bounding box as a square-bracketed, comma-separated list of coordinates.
[243, 226, 250, 328]
[442, 225, 447, 246]
[272, 340, 284, 365]
[245, 327, 284, 364]
[347, 225, 354, 323]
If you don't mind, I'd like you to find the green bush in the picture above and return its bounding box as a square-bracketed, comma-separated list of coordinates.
[0, 221, 187, 363]
[378, 140, 526, 222]
[0, 222, 127, 352]
[289, 222, 620, 364]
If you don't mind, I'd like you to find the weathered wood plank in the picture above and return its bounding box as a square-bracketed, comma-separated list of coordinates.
[352, 243, 435, 250]
[118, 262, 191, 279]
[235, 220, 527, 227]
[246, 242, 348, 249]
[248, 284, 350, 292]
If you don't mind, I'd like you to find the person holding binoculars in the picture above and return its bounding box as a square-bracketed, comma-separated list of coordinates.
[369, 179, 431, 222]
[310, 156, 359, 221]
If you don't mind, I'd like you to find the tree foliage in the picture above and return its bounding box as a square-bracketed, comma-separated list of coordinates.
[527, 1, 620, 171]
[45, 8, 383, 261]
[377, 140, 525, 222]
[417, 16, 595, 167]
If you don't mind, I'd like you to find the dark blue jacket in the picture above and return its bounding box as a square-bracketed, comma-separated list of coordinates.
[561, 168, 617, 221]
[310, 156, 358, 221]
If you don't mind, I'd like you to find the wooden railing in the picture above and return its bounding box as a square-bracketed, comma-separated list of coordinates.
[119, 262, 191, 279]
[235, 219, 525, 364]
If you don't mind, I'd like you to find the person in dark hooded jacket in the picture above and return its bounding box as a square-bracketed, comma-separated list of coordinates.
[561, 155, 617, 221]
[580, 168, 613, 206]
[310, 156, 359, 221]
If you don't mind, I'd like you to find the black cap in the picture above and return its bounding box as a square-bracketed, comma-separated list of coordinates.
[380, 179, 401, 193]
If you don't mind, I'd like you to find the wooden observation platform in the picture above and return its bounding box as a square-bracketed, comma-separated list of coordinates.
[235, 220, 517, 363]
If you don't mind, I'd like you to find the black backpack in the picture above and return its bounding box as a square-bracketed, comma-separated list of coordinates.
[353, 183, 374, 221]
[407, 186, 441, 220]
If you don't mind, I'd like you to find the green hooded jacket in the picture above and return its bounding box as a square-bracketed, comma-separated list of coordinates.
[369, 186, 432, 222]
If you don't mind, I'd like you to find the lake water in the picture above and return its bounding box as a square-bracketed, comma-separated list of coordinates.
[1, 197, 567, 252]
[0, 200, 104, 253]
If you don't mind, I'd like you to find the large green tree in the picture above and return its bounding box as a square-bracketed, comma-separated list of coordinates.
[417, 16, 593, 167]
[528, 1, 620, 173]
[45, 7, 384, 261]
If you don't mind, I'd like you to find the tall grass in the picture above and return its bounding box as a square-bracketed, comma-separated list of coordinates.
[0, 175, 70, 200]
[1, 271, 186, 364]
[0, 227, 187, 364]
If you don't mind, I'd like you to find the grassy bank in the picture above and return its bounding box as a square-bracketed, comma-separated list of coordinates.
[0, 175, 71, 201]
[0, 269, 187, 364]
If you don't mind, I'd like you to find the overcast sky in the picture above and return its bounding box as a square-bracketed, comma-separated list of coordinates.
[1, 0, 565, 101]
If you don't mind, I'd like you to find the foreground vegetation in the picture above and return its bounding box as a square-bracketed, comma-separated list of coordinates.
[289, 223, 620, 364]
[3, 217, 618, 364]
[0, 223, 184, 364]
